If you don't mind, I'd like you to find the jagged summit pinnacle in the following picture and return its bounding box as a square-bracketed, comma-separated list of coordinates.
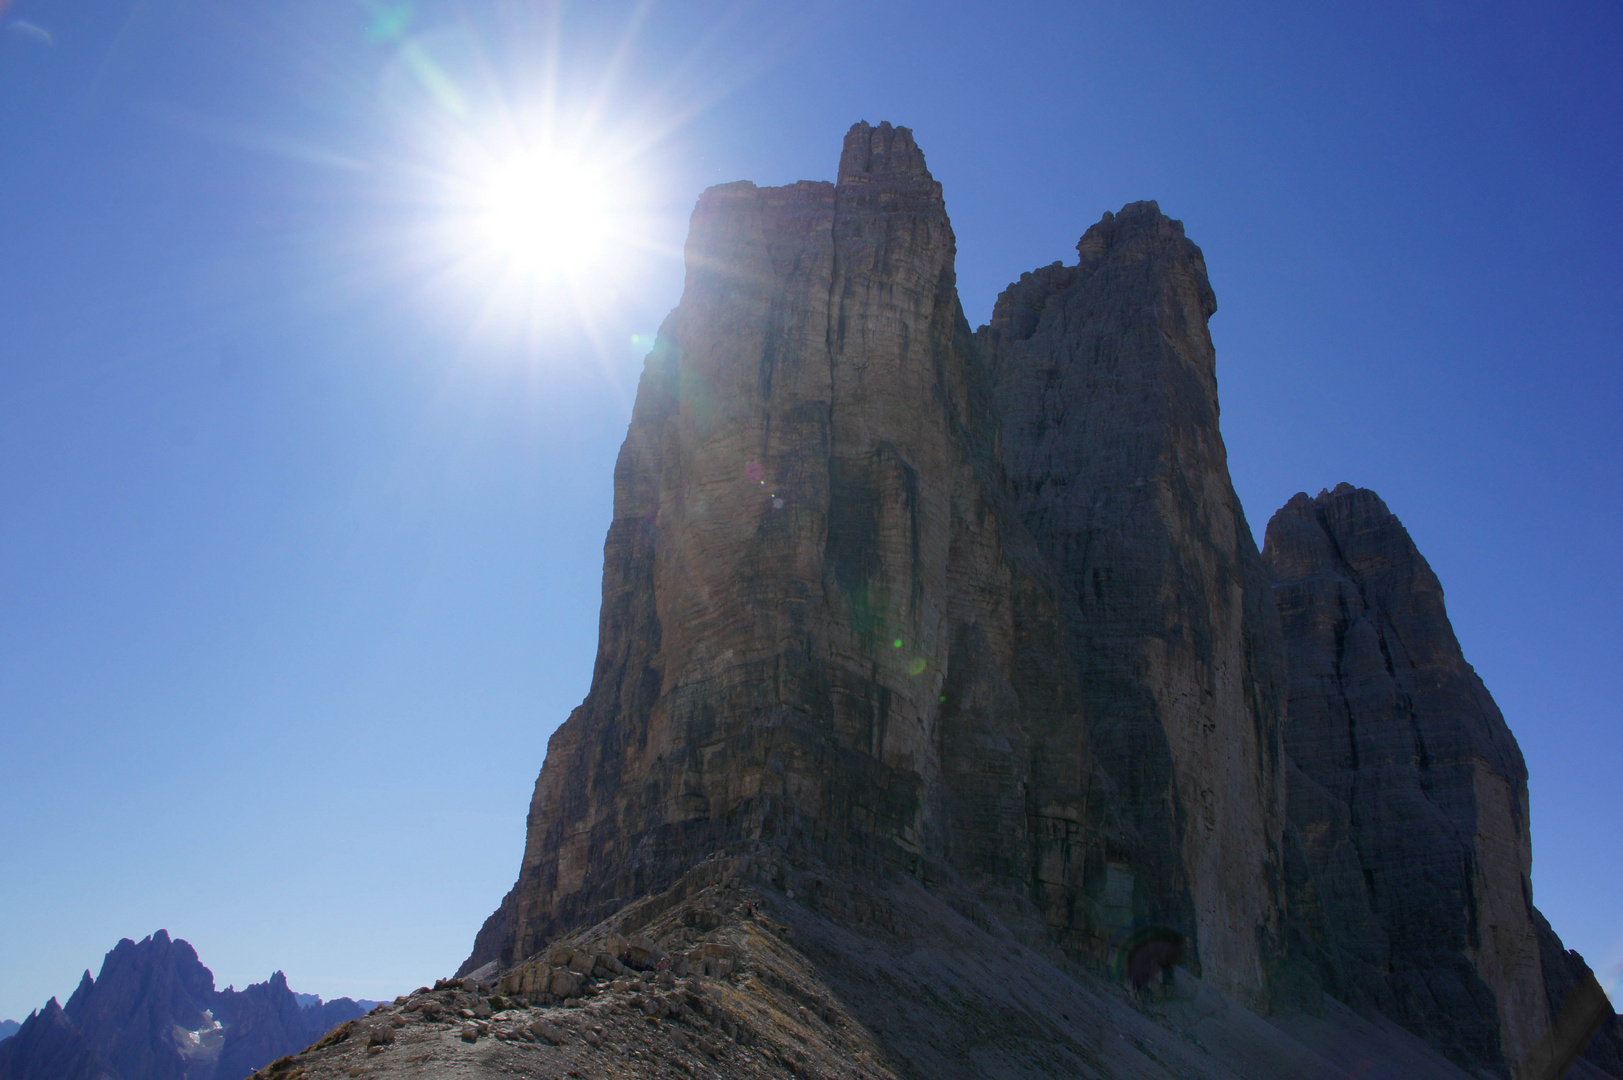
[1074, 200, 1181, 259]
[836, 120, 932, 184]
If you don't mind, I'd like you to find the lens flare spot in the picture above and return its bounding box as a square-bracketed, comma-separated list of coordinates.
[908, 657, 927, 676]
[366, 3, 414, 43]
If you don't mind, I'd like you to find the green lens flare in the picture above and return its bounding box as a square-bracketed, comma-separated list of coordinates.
[366, 3, 413, 43]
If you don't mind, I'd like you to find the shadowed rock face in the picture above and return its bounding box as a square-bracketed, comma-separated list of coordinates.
[0, 1000, 107, 1080]
[975, 204, 1287, 1008]
[1533, 908, 1623, 1078]
[465, 120, 1091, 976]
[1262, 484, 1549, 1073]
[59, 931, 216, 1080]
[213, 974, 315, 1080]
[464, 129, 1287, 1013]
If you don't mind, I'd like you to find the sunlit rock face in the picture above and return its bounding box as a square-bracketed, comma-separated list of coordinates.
[1263, 484, 1550, 1073]
[465, 120, 1090, 973]
[974, 203, 1287, 1009]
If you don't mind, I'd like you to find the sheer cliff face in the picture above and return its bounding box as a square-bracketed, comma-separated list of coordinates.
[468, 122, 1087, 972]
[468, 134, 1290, 1011]
[463, 127, 1581, 1062]
[1263, 485, 1549, 1073]
[974, 204, 1286, 1007]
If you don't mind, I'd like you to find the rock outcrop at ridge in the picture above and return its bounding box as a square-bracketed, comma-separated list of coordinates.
[1532, 908, 1623, 1078]
[0, 931, 376, 1080]
[976, 204, 1286, 1007]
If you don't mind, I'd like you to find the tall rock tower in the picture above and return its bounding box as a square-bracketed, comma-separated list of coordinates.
[975, 204, 1287, 1008]
[465, 130, 1293, 1012]
[1263, 485, 1553, 1073]
[464, 123, 1088, 974]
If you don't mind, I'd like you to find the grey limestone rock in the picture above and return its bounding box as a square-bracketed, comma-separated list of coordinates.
[464, 120, 1088, 980]
[976, 202, 1288, 1008]
[456, 120, 1618, 1080]
[1263, 484, 1555, 1074]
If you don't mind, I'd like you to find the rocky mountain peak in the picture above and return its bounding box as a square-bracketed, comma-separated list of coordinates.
[0, 933, 373, 1080]
[836, 120, 932, 186]
[465, 121, 1294, 1022]
[1264, 483, 1554, 1071]
[977, 191, 1284, 1009]
[64, 972, 92, 1011]
[1074, 200, 1183, 262]
[463, 117, 1047, 976]
[385, 121, 1621, 1080]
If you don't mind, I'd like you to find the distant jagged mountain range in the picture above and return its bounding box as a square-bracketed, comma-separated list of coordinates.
[0, 931, 386, 1080]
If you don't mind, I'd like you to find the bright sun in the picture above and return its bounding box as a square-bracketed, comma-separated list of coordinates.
[469, 148, 616, 279]
[425, 124, 643, 314]
[366, 22, 673, 342]
[399, 98, 665, 339]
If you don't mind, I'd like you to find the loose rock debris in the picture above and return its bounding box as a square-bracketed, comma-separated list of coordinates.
[246, 858, 888, 1080]
[246, 850, 1482, 1080]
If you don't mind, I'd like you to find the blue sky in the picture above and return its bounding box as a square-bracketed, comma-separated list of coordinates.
[1, 0, 1619, 1021]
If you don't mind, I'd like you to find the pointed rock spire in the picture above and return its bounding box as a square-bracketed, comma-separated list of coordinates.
[463, 122, 1075, 975]
[837, 121, 931, 184]
[1264, 484, 1549, 1072]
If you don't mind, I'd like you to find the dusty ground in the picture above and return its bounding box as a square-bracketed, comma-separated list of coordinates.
[252, 850, 1481, 1080]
